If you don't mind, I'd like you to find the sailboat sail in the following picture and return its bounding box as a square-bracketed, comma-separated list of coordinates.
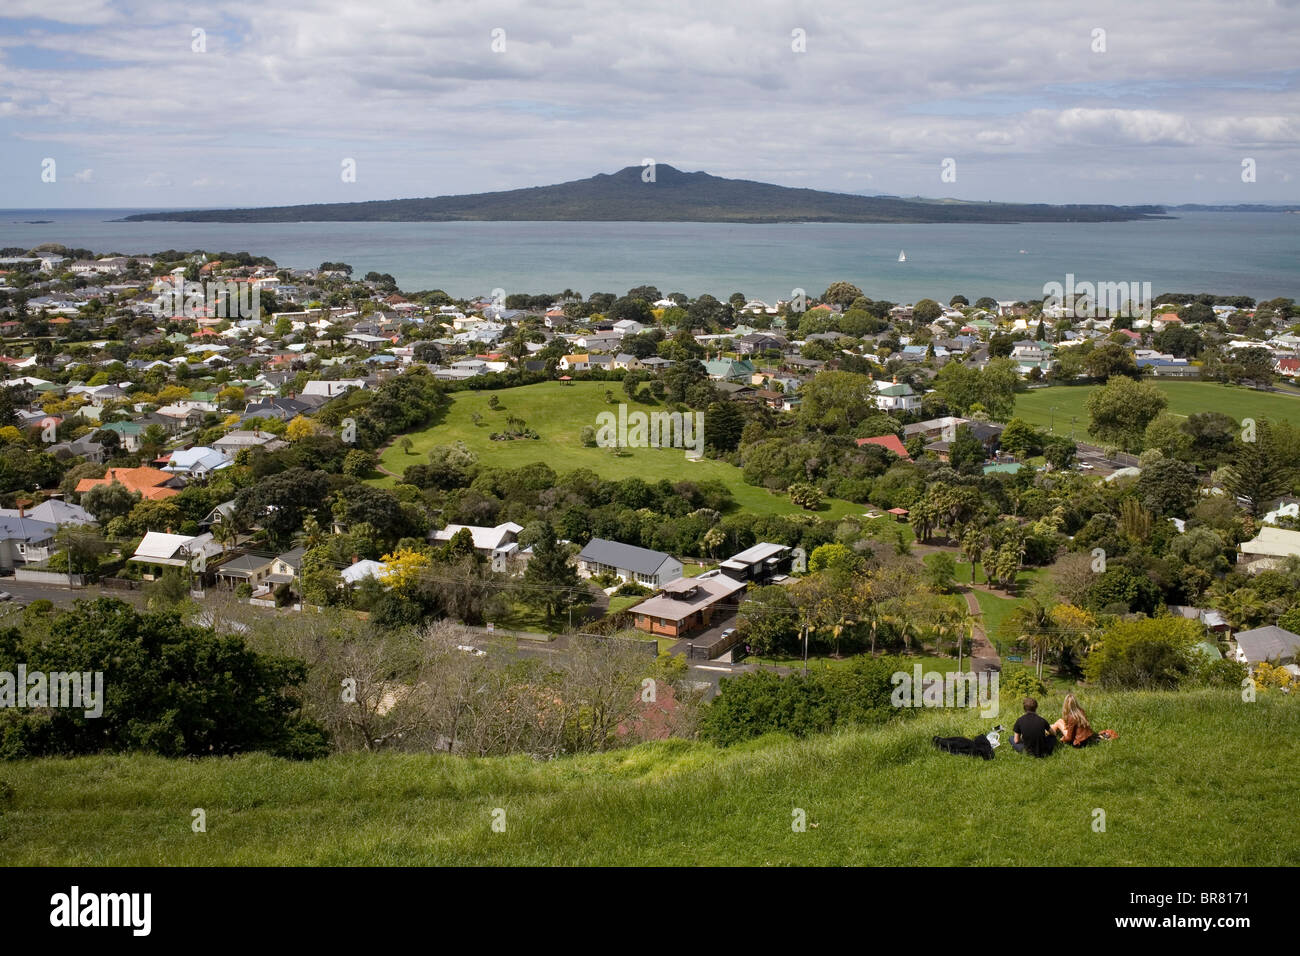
[897, 250, 906, 262]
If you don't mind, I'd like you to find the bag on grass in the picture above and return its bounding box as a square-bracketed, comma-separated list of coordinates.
[932, 734, 994, 760]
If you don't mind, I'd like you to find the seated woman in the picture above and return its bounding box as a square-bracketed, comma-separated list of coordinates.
[1050, 693, 1095, 748]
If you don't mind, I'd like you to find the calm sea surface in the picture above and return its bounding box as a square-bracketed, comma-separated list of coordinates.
[1, 210, 1296, 302]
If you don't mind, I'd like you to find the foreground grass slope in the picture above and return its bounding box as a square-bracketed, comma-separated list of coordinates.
[373, 380, 862, 519]
[3, 690, 1294, 866]
[1012, 380, 1300, 440]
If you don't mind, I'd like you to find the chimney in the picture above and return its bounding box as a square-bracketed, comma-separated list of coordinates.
[17, 503, 23, 518]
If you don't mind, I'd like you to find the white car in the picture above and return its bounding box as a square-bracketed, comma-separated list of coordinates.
[0, 592, 13, 601]
[1078, 462, 1095, 470]
[456, 644, 487, 657]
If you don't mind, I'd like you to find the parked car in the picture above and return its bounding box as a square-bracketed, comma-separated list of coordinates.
[720, 627, 737, 641]
[0, 591, 13, 601]
[455, 644, 487, 657]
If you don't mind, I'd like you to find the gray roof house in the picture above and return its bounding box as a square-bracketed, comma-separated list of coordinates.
[576, 538, 683, 588]
[1233, 625, 1300, 666]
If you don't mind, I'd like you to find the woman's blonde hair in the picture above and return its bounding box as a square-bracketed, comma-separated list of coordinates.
[1062, 693, 1090, 732]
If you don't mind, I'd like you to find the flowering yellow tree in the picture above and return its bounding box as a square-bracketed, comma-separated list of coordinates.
[285, 415, 321, 441]
[379, 548, 433, 595]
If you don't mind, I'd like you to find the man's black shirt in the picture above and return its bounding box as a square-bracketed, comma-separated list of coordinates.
[1013, 712, 1054, 757]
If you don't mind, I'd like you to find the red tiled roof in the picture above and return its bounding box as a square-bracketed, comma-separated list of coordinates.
[856, 434, 911, 460]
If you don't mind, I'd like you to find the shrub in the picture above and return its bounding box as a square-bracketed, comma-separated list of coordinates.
[999, 667, 1046, 700]
[700, 656, 906, 745]
[234, 582, 254, 600]
[1084, 617, 1200, 689]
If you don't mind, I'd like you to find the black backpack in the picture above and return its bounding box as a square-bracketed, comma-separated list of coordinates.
[933, 734, 994, 760]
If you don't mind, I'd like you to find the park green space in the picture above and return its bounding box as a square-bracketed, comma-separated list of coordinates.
[372, 381, 862, 519]
[1011, 380, 1300, 441]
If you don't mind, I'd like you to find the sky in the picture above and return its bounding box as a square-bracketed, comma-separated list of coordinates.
[1, 0, 1297, 209]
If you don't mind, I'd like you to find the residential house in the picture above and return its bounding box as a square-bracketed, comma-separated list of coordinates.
[213, 430, 287, 459]
[214, 553, 276, 590]
[857, 434, 911, 460]
[267, 546, 306, 588]
[716, 542, 793, 584]
[628, 571, 748, 639]
[703, 358, 756, 382]
[76, 466, 183, 501]
[872, 380, 922, 414]
[431, 522, 523, 561]
[576, 538, 683, 588]
[129, 531, 221, 577]
[1231, 625, 1300, 670]
[0, 513, 58, 568]
[162, 446, 233, 478]
[1237, 526, 1300, 572]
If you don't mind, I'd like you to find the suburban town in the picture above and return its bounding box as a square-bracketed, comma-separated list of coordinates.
[0, 246, 1296, 694]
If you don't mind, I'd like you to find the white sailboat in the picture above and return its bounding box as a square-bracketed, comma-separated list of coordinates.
[897, 250, 906, 262]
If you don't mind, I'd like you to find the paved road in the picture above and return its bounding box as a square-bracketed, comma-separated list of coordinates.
[0, 579, 149, 609]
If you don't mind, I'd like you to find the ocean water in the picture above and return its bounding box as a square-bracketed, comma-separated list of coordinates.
[1, 210, 1297, 302]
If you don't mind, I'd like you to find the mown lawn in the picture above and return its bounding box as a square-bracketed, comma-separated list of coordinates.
[1, 690, 1294, 865]
[1012, 380, 1300, 441]
[372, 381, 863, 519]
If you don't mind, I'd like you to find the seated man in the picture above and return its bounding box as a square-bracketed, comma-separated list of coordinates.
[1012, 697, 1055, 757]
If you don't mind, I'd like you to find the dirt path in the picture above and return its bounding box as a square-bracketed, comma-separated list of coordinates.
[962, 587, 1002, 673]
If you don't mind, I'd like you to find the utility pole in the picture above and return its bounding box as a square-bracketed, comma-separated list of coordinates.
[802, 614, 809, 677]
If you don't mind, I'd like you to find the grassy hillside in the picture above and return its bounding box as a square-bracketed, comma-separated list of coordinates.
[1012, 380, 1300, 441]
[2, 689, 1294, 866]
[373, 380, 864, 519]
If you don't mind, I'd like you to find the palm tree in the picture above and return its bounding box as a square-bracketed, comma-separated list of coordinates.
[1009, 597, 1055, 679]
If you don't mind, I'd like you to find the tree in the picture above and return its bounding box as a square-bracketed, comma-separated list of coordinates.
[1084, 617, 1199, 689]
[949, 425, 986, 474]
[797, 371, 877, 433]
[521, 523, 588, 624]
[808, 543, 862, 574]
[737, 585, 800, 655]
[80, 481, 141, 523]
[1043, 437, 1076, 470]
[923, 552, 956, 593]
[999, 418, 1042, 459]
[1135, 457, 1199, 518]
[912, 299, 942, 323]
[1085, 343, 1140, 380]
[1222, 421, 1294, 516]
[1085, 377, 1168, 452]
[285, 415, 320, 441]
[789, 482, 823, 510]
[821, 281, 864, 309]
[0, 598, 327, 758]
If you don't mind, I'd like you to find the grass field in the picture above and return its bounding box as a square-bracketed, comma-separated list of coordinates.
[1012, 380, 1300, 441]
[373, 381, 862, 519]
[2, 689, 1294, 865]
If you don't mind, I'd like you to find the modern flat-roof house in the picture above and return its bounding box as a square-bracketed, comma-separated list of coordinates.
[577, 538, 682, 588]
[628, 571, 748, 638]
[1232, 625, 1300, 669]
[717, 542, 793, 584]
